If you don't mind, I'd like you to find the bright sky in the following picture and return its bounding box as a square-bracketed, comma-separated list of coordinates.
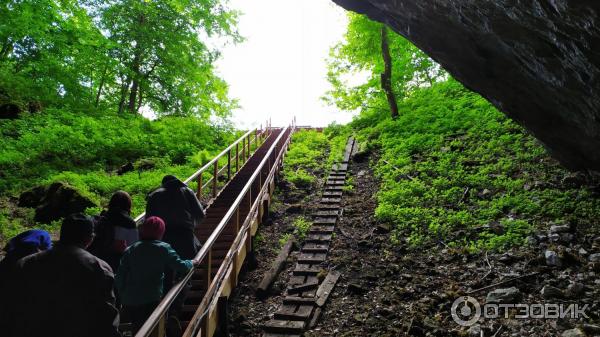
[215, 0, 355, 129]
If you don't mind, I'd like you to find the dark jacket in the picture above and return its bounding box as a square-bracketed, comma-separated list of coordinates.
[0, 230, 53, 337]
[115, 240, 193, 306]
[145, 177, 205, 232]
[88, 209, 138, 271]
[10, 244, 121, 337]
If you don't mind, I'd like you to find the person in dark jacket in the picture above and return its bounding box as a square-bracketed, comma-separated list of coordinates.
[0, 229, 52, 337]
[145, 175, 205, 321]
[89, 190, 138, 271]
[146, 175, 205, 259]
[9, 213, 121, 337]
[116, 216, 195, 334]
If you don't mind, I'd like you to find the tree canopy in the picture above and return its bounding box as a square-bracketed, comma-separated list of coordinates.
[0, 0, 240, 118]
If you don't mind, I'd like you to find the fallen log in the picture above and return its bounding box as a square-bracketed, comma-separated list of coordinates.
[256, 238, 295, 298]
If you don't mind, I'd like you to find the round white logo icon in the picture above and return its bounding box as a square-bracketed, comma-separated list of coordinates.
[451, 296, 481, 326]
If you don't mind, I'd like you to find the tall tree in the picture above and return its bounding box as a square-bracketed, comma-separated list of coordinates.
[325, 13, 445, 117]
[380, 26, 399, 119]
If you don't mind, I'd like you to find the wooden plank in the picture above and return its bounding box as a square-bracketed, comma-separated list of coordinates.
[287, 280, 319, 294]
[313, 210, 339, 217]
[256, 239, 295, 297]
[263, 334, 301, 337]
[320, 198, 341, 203]
[283, 296, 316, 305]
[292, 264, 321, 275]
[313, 217, 337, 224]
[306, 233, 332, 242]
[297, 252, 327, 264]
[309, 225, 335, 234]
[322, 191, 343, 197]
[274, 304, 313, 321]
[307, 307, 322, 329]
[315, 271, 341, 307]
[262, 320, 305, 334]
[288, 275, 308, 285]
[301, 243, 329, 253]
[316, 205, 339, 211]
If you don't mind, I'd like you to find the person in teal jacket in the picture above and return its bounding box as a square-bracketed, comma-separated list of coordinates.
[115, 216, 196, 335]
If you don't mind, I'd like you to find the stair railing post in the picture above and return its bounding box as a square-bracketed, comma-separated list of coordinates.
[245, 190, 252, 253]
[232, 207, 240, 287]
[235, 142, 239, 173]
[212, 161, 218, 198]
[247, 134, 251, 157]
[197, 172, 203, 199]
[242, 137, 246, 163]
[227, 149, 231, 181]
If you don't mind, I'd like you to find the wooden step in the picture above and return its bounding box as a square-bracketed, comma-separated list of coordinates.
[313, 217, 337, 224]
[309, 225, 335, 234]
[283, 296, 316, 305]
[301, 243, 329, 253]
[274, 305, 314, 321]
[305, 233, 332, 243]
[297, 253, 327, 264]
[292, 264, 321, 275]
[262, 320, 306, 334]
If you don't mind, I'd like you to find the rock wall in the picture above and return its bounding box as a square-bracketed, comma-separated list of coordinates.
[332, 0, 600, 171]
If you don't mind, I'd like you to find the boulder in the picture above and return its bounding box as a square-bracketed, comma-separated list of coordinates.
[565, 282, 585, 298]
[18, 186, 48, 208]
[550, 224, 572, 234]
[116, 162, 134, 175]
[561, 328, 585, 337]
[589, 253, 600, 263]
[540, 285, 564, 299]
[545, 250, 562, 267]
[0, 103, 21, 119]
[486, 287, 521, 304]
[32, 182, 96, 224]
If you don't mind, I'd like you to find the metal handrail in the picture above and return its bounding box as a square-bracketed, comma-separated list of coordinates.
[183, 125, 294, 337]
[135, 123, 292, 337]
[133, 123, 271, 224]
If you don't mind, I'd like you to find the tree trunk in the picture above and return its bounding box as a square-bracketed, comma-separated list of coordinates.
[127, 52, 141, 113]
[95, 65, 109, 107]
[136, 85, 143, 114]
[117, 77, 129, 114]
[380, 26, 399, 119]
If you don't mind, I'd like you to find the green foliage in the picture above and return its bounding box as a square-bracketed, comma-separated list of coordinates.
[292, 217, 311, 241]
[0, 0, 239, 117]
[0, 109, 235, 195]
[278, 233, 292, 248]
[343, 177, 355, 192]
[283, 130, 329, 188]
[350, 79, 600, 250]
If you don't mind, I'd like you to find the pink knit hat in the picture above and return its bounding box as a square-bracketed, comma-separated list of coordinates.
[140, 216, 166, 240]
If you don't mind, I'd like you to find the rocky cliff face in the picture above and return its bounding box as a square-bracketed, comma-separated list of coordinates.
[332, 0, 600, 171]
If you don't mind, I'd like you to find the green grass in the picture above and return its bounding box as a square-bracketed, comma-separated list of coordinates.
[351, 79, 600, 251]
[0, 108, 237, 242]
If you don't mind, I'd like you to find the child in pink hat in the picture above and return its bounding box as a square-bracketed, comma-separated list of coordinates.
[115, 216, 197, 334]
